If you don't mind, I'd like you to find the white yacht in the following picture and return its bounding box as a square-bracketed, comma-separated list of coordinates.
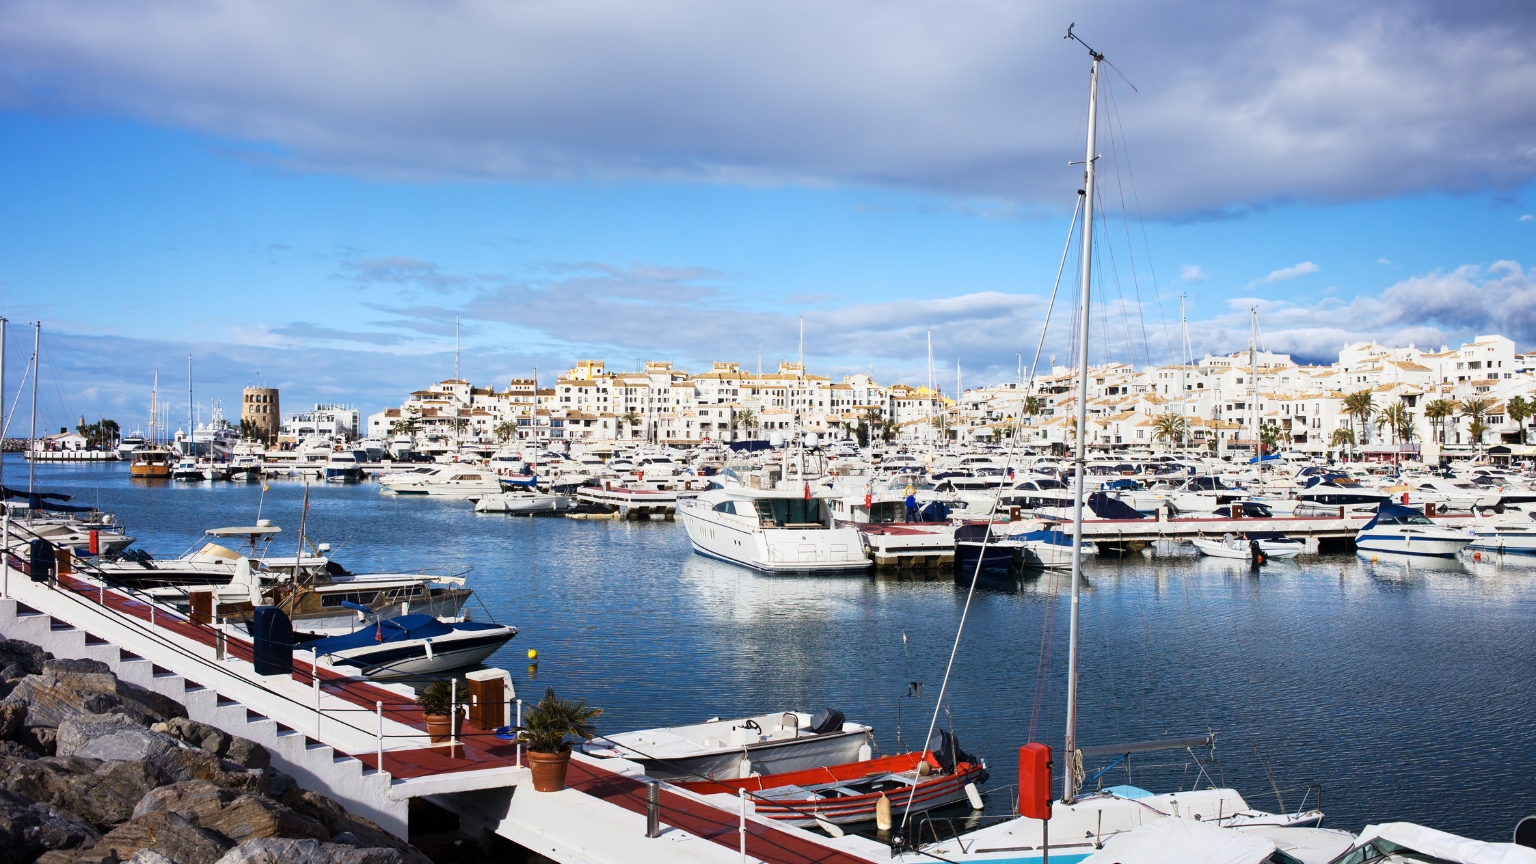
[116, 432, 147, 458]
[677, 481, 872, 574]
[383, 465, 501, 499]
[1354, 504, 1472, 558]
[1464, 512, 1536, 557]
[474, 487, 572, 514]
[322, 449, 365, 482]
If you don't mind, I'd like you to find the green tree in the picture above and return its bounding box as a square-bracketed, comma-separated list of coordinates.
[1151, 412, 1187, 449]
[493, 420, 517, 443]
[1330, 426, 1355, 452]
[1259, 422, 1284, 455]
[75, 419, 120, 450]
[1460, 396, 1496, 452]
[1423, 398, 1455, 445]
[1341, 390, 1376, 452]
[731, 408, 755, 440]
[1506, 395, 1532, 445]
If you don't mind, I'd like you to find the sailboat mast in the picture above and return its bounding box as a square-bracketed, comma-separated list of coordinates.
[1063, 39, 1102, 805]
[927, 330, 934, 443]
[28, 323, 40, 497]
[1180, 294, 1190, 455]
[1250, 308, 1258, 462]
[188, 354, 193, 456]
[0, 319, 6, 495]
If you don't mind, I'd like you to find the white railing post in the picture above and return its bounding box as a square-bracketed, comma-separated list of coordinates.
[2, 508, 9, 599]
[450, 679, 458, 747]
[739, 788, 748, 863]
[515, 698, 523, 767]
[375, 701, 384, 774]
[311, 649, 322, 737]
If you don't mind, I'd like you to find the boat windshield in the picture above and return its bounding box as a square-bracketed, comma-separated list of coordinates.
[1380, 513, 1434, 526]
[754, 498, 827, 527]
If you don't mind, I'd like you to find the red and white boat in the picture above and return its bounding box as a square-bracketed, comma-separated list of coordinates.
[677, 751, 987, 826]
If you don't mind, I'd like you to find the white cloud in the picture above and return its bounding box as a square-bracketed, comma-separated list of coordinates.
[1377, 258, 1394, 265]
[1261, 261, 1320, 283]
[1521, 214, 1534, 222]
[1180, 265, 1207, 283]
[0, 1, 1533, 214]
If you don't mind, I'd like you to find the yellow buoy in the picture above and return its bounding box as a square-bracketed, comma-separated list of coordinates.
[527, 649, 538, 661]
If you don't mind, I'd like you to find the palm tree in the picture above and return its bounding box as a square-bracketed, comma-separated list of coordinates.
[1507, 395, 1532, 445]
[1460, 396, 1496, 453]
[1341, 390, 1376, 454]
[493, 420, 517, 443]
[1424, 399, 1454, 445]
[732, 408, 756, 440]
[620, 410, 643, 440]
[1377, 403, 1407, 445]
[1151, 412, 1187, 450]
[1330, 427, 1355, 453]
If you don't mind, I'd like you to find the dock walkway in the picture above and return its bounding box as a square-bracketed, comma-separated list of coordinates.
[0, 552, 889, 864]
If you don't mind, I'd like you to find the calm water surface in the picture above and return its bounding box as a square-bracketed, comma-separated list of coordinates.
[15, 456, 1536, 840]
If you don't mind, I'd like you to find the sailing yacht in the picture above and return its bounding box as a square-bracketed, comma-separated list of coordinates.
[878, 32, 1328, 862]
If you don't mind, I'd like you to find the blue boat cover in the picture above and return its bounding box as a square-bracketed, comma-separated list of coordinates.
[1087, 493, 1146, 520]
[306, 614, 505, 654]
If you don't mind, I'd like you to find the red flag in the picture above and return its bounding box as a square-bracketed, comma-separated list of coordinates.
[375, 620, 383, 642]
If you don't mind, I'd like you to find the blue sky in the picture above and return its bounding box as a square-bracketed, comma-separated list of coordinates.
[1, 0, 1533, 435]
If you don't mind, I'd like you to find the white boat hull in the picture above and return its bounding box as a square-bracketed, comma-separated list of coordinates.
[678, 499, 871, 574]
[1355, 530, 1470, 558]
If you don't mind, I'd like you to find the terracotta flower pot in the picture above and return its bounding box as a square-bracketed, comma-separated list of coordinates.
[424, 713, 457, 744]
[527, 748, 572, 792]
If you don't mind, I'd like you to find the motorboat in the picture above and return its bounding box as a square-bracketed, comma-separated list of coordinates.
[954, 523, 1022, 574]
[172, 456, 206, 481]
[1294, 475, 1390, 516]
[1005, 522, 1099, 567]
[1465, 513, 1536, 557]
[677, 480, 872, 574]
[302, 608, 517, 677]
[678, 734, 986, 826]
[383, 465, 502, 499]
[1191, 532, 1303, 561]
[473, 487, 572, 514]
[583, 708, 873, 781]
[1328, 822, 1536, 864]
[116, 432, 147, 458]
[129, 447, 174, 479]
[1354, 504, 1472, 558]
[323, 450, 365, 482]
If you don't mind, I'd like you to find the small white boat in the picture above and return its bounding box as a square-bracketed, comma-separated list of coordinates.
[1005, 522, 1099, 568]
[1355, 504, 1471, 558]
[171, 456, 206, 481]
[473, 488, 571, 513]
[583, 708, 873, 781]
[1192, 532, 1303, 560]
[303, 608, 517, 678]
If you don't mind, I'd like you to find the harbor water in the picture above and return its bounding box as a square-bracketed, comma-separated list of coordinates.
[15, 456, 1536, 841]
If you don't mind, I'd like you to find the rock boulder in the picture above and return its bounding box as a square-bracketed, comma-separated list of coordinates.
[212, 837, 404, 864]
[0, 787, 101, 864]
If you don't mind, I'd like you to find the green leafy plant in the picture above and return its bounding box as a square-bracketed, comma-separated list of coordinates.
[415, 681, 454, 716]
[519, 687, 602, 754]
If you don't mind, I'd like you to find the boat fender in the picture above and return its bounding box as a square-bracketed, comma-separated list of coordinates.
[964, 782, 983, 810]
[857, 743, 872, 762]
[423, 638, 434, 660]
[875, 794, 893, 831]
[814, 814, 844, 838]
[739, 756, 752, 779]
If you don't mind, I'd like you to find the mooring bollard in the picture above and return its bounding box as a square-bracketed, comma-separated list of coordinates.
[646, 781, 661, 838]
[375, 701, 384, 774]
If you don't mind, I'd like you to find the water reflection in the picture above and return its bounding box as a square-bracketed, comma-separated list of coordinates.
[15, 457, 1536, 840]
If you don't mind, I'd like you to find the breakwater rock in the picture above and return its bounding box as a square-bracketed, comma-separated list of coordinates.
[0, 638, 429, 864]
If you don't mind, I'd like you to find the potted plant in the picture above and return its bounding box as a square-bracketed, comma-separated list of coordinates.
[415, 681, 460, 744]
[519, 687, 602, 792]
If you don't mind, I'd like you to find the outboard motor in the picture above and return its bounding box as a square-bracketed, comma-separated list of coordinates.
[1249, 538, 1265, 567]
[807, 707, 845, 734]
[926, 729, 987, 782]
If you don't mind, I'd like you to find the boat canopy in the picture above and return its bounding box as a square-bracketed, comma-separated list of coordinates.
[1350, 822, 1536, 864]
[206, 526, 282, 536]
[1087, 492, 1146, 520]
[1078, 816, 1275, 864]
[1363, 504, 1435, 529]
